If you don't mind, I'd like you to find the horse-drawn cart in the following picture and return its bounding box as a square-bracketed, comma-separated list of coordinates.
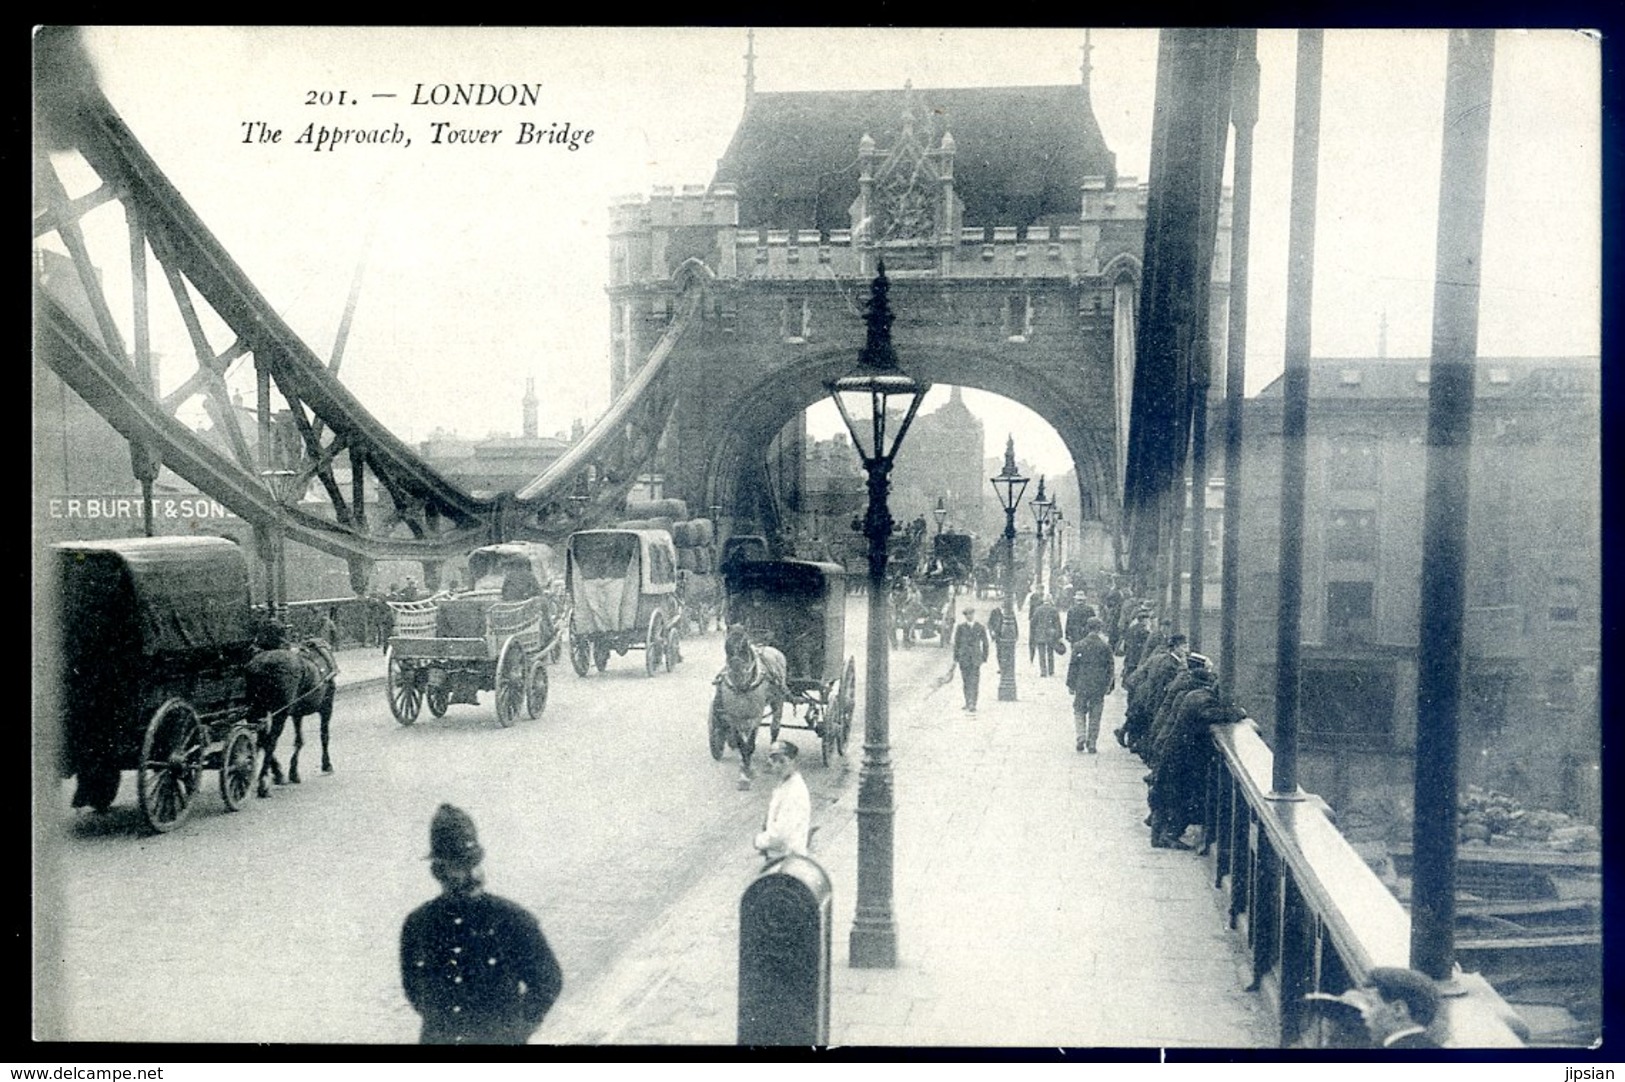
[385, 543, 563, 728]
[713, 559, 855, 767]
[565, 528, 683, 677]
[51, 537, 267, 833]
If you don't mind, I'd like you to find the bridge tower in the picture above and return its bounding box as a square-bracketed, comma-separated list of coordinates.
[606, 42, 1231, 556]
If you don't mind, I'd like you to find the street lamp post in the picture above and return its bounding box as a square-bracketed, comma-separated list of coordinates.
[260, 468, 301, 614]
[1050, 507, 1065, 588]
[990, 437, 1029, 702]
[933, 494, 948, 537]
[828, 262, 929, 969]
[1030, 477, 1053, 598]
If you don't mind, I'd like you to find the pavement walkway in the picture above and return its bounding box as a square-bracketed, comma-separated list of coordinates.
[542, 653, 1276, 1048]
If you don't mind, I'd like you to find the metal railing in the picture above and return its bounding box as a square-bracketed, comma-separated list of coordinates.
[282, 596, 393, 648]
[1202, 720, 1526, 1048]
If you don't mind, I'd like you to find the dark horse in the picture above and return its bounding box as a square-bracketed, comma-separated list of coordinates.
[244, 638, 337, 797]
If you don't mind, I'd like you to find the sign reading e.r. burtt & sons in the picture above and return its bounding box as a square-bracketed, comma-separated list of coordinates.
[43, 495, 240, 521]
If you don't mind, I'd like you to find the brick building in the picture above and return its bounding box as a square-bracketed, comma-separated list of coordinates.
[1229, 355, 1600, 822]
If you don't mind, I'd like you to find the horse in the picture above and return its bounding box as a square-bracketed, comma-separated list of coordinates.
[244, 638, 338, 797]
[712, 627, 789, 789]
[675, 569, 722, 635]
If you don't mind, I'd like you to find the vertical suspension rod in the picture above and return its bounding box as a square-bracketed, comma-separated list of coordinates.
[1411, 27, 1496, 983]
[1270, 28, 1323, 799]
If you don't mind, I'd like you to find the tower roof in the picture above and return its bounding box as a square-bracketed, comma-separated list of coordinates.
[714, 83, 1116, 233]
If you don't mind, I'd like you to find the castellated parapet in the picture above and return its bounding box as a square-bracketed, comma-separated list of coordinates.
[608, 177, 1183, 288]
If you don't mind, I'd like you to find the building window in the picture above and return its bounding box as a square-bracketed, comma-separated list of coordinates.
[1471, 464, 1513, 606]
[1326, 510, 1377, 561]
[1549, 576, 1581, 623]
[1004, 293, 1032, 342]
[1326, 580, 1374, 644]
[781, 296, 809, 343]
[1466, 670, 1510, 740]
[1328, 438, 1378, 490]
[1302, 663, 1395, 748]
[1339, 368, 1363, 386]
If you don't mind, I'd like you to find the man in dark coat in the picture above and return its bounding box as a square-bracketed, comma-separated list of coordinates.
[401, 804, 564, 1045]
[1029, 593, 1064, 677]
[950, 607, 991, 713]
[1146, 667, 1243, 847]
[1119, 607, 1153, 678]
[1063, 593, 1095, 645]
[1065, 617, 1115, 753]
[1121, 633, 1188, 752]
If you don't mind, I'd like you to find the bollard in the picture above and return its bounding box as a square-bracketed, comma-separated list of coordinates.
[738, 854, 833, 1046]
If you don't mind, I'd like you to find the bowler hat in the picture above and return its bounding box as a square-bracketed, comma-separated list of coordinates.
[427, 803, 485, 867]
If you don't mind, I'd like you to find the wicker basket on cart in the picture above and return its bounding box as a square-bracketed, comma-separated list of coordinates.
[388, 597, 441, 638]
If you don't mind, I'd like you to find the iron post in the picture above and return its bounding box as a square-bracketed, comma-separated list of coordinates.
[1411, 28, 1495, 984]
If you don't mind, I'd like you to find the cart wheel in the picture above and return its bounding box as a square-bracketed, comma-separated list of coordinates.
[526, 659, 549, 719]
[837, 657, 857, 757]
[427, 684, 450, 718]
[646, 613, 666, 677]
[593, 640, 610, 672]
[708, 693, 727, 761]
[138, 699, 205, 833]
[822, 711, 836, 768]
[386, 646, 422, 726]
[495, 639, 527, 728]
[570, 635, 591, 677]
[218, 724, 257, 812]
[664, 625, 681, 671]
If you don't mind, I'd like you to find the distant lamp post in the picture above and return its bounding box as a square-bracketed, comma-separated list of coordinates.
[259, 468, 302, 612]
[989, 437, 1029, 701]
[1030, 476, 1054, 597]
[827, 261, 929, 970]
[933, 495, 948, 536]
[1050, 507, 1065, 586]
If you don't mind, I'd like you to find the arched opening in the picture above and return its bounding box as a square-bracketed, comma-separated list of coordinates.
[702, 345, 1119, 581]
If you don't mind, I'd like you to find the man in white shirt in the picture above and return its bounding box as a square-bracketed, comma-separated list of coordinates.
[753, 740, 811, 863]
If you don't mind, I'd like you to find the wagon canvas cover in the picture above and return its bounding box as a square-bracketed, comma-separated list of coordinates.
[55, 536, 255, 658]
[567, 530, 675, 636]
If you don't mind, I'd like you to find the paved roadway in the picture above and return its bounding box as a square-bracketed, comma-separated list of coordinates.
[42, 601, 936, 1045]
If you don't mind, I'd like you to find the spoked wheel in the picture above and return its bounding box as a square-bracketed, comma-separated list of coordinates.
[645, 613, 666, 677]
[818, 701, 836, 767]
[526, 659, 549, 719]
[570, 634, 591, 677]
[494, 639, 527, 728]
[427, 684, 450, 718]
[836, 657, 857, 757]
[664, 625, 681, 671]
[386, 646, 422, 726]
[218, 723, 257, 812]
[138, 699, 205, 833]
[708, 693, 727, 761]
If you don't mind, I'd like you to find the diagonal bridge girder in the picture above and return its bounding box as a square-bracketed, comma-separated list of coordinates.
[34, 29, 699, 571]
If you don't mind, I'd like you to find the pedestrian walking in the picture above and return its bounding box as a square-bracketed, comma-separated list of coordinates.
[950, 606, 991, 712]
[400, 804, 564, 1045]
[754, 740, 811, 863]
[1030, 593, 1064, 677]
[1065, 617, 1115, 752]
[1064, 592, 1095, 645]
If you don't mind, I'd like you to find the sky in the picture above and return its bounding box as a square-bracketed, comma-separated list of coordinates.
[41, 27, 1601, 481]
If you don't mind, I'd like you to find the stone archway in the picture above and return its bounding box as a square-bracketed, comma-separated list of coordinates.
[700, 344, 1118, 551]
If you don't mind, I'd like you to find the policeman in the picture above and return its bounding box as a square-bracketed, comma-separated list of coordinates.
[400, 804, 564, 1044]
